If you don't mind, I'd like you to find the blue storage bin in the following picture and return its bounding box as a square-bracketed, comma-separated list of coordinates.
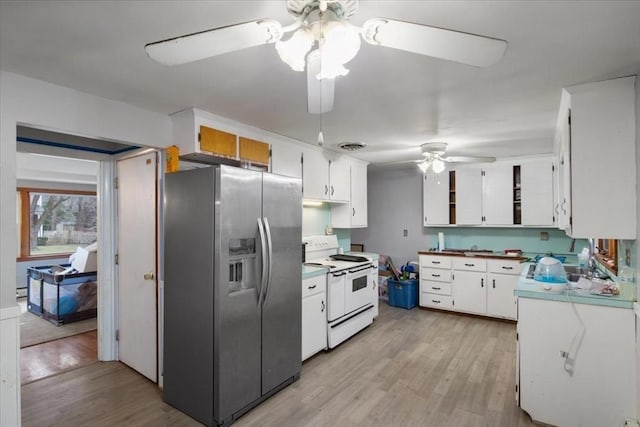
[387, 279, 418, 309]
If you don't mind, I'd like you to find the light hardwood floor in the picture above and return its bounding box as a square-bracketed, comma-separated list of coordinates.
[22, 303, 535, 426]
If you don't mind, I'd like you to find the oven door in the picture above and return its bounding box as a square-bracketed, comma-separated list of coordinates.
[327, 270, 346, 322]
[344, 264, 374, 314]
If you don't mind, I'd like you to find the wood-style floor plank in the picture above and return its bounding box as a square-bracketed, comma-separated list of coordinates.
[22, 303, 535, 426]
[21, 330, 97, 384]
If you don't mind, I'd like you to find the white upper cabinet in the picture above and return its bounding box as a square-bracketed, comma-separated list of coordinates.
[328, 158, 350, 203]
[302, 148, 330, 200]
[563, 76, 636, 239]
[423, 171, 450, 226]
[332, 160, 368, 228]
[483, 164, 513, 225]
[271, 142, 302, 178]
[455, 168, 483, 225]
[520, 158, 554, 226]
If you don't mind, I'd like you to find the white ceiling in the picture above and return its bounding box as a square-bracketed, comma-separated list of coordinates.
[1, 1, 639, 165]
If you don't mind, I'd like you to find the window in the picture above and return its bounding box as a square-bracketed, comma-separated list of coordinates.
[17, 188, 97, 260]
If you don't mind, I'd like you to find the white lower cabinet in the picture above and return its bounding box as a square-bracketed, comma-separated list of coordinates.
[486, 259, 523, 320]
[452, 269, 487, 315]
[301, 275, 327, 361]
[518, 298, 637, 426]
[419, 254, 521, 320]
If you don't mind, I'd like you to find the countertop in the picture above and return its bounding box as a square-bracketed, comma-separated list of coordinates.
[515, 263, 636, 309]
[418, 250, 528, 262]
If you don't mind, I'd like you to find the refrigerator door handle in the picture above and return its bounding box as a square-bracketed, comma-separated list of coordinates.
[257, 218, 268, 307]
[262, 216, 274, 305]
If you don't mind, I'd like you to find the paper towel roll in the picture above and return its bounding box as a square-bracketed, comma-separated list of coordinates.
[438, 232, 445, 251]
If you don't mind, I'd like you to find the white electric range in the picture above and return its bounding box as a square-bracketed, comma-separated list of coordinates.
[303, 235, 377, 349]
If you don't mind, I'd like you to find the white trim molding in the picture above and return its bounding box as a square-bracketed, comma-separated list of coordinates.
[0, 305, 21, 427]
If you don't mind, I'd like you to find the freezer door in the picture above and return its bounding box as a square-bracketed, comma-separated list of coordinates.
[261, 172, 302, 394]
[215, 166, 263, 423]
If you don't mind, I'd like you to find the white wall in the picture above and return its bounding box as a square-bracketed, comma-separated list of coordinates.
[351, 167, 427, 264]
[0, 70, 172, 426]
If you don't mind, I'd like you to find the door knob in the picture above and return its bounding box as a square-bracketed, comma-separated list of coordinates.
[143, 272, 155, 280]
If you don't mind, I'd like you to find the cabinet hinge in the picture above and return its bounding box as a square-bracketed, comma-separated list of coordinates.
[116, 329, 120, 341]
[569, 216, 573, 226]
[568, 109, 571, 125]
[516, 332, 519, 341]
[197, 132, 201, 142]
[269, 148, 272, 158]
[115, 254, 119, 265]
[452, 300, 455, 306]
[481, 170, 485, 177]
[114, 177, 119, 189]
[552, 165, 555, 172]
[553, 216, 556, 223]
[515, 384, 518, 393]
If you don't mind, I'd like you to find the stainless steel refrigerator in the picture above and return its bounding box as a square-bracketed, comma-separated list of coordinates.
[163, 165, 302, 427]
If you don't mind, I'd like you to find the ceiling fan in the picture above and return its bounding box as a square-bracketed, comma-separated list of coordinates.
[417, 142, 496, 173]
[145, 0, 507, 114]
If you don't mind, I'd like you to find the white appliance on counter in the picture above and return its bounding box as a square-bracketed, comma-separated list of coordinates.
[304, 235, 377, 349]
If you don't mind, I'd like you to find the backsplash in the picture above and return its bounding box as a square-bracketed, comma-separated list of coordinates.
[302, 204, 351, 252]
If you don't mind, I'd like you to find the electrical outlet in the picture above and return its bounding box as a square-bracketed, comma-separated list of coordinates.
[403, 229, 408, 237]
[540, 231, 549, 241]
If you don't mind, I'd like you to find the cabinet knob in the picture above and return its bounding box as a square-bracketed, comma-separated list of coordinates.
[324, 185, 328, 195]
[144, 272, 155, 280]
[331, 185, 334, 196]
[352, 208, 356, 217]
[493, 279, 496, 289]
[321, 300, 325, 312]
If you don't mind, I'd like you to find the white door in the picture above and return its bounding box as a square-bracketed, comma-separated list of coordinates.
[483, 164, 513, 225]
[455, 168, 483, 225]
[423, 172, 450, 225]
[521, 159, 554, 226]
[351, 162, 368, 227]
[452, 271, 486, 315]
[117, 152, 158, 381]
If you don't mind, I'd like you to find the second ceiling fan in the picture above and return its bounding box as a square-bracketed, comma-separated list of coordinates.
[145, 0, 508, 114]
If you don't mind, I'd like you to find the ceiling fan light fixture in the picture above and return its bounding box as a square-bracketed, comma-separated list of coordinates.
[275, 27, 314, 71]
[417, 161, 430, 173]
[316, 21, 361, 79]
[431, 158, 446, 173]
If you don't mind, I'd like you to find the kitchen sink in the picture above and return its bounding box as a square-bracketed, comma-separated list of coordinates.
[526, 263, 583, 282]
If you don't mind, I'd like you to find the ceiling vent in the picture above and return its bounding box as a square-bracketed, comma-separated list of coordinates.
[338, 142, 367, 151]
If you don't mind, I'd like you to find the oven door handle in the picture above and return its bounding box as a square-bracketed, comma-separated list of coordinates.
[332, 271, 347, 277]
[348, 264, 375, 274]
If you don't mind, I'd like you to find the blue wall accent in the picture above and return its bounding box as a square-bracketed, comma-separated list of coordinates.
[425, 227, 587, 262]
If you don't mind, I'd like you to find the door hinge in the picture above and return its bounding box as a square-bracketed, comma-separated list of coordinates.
[115, 329, 120, 341]
[115, 254, 119, 265]
[114, 177, 119, 189]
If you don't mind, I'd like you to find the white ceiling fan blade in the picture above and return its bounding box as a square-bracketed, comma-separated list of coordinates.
[362, 18, 507, 67]
[443, 156, 496, 163]
[145, 20, 282, 66]
[306, 50, 335, 114]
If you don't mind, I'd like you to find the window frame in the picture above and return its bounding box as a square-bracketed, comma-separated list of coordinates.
[16, 187, 97, 261]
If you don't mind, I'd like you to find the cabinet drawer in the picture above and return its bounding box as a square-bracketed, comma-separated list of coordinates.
[420, 280, 452, 296]
[487, 259, 524, 275]
[420, 255, 452, 269]
[421, 267, 452, 282]
[452, 258, 487, 272]
[420, 293, 453, 310]
[302, 276, 326, 298]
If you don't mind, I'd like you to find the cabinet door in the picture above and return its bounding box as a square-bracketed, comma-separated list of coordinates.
[452, 270, 486, 314]
[329, 158, 350, 202]
[199, 125, 236, 157]
[351, 161, 368, 227]
[271, 143, 302, 178]
[302, 149, 329, 200]
[423, 172, 450, 225]
[455, 169, 483, 225]
[521, 159, 554, 226]
[301, 293, 327, 361]
[487, 274, 517, 319]
[239, 137, 270, 165]
[483, 164, 513, 225]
